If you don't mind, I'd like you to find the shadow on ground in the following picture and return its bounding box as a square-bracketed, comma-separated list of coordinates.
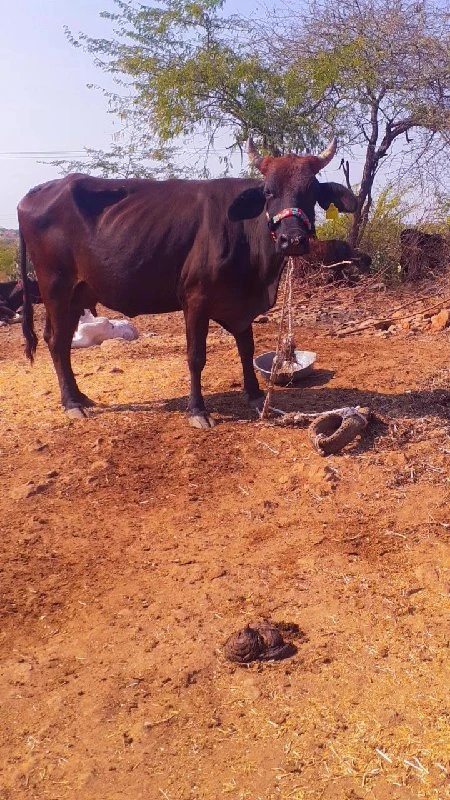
[92, 383, 450, 426]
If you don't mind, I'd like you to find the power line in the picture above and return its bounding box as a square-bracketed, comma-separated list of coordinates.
[0, 151, 89, 154]
[0, 147, 232, 157]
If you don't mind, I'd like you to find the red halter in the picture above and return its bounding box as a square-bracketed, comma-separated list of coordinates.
[266, 207, 312, 242]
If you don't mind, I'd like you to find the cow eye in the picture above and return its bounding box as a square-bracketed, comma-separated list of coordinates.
[264, 188, 274, 199]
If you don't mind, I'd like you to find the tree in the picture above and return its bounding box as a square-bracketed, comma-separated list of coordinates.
[63, 0, 333, 177]
[61, 0, 449, 250]
[50, 135, 177, 178]
[0, 242, 18, 280]
[267, 0, 450, 245]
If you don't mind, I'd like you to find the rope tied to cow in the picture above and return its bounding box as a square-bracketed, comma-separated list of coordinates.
[260, 257, 297, 419]
[258, 258, 371, 454]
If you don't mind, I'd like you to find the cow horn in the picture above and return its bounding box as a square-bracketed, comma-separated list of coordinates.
[317, 137, 338, 168]
[246, 137, 264, 169]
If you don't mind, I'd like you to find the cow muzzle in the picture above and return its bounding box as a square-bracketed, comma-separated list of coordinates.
[277, 233, 310, 256]
[267, 207, 312, 256]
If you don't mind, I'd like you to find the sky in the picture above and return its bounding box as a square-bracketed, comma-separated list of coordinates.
[0, 0, 122, 228]
[0, 0, 360, 230]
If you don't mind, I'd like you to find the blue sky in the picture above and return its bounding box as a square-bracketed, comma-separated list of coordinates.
[0, 0, 122, 227]
[0, 0, 266, 228]
[1, 0, 387, 230]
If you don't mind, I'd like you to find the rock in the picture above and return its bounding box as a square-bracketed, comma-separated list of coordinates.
[10, 481, 48, 500]
[430, 309, 450, 332]
[407, 313, 429, 331]
[30, 442, 49, 453]
[373, 319, 392, 330]
[89, 459, 110, 472]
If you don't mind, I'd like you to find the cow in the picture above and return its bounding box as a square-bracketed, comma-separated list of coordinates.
[0, 278, 42, 314]
[297, 238, 371, 284]
[17, 136, 357, 428]
[400, 228, 447, 280]
[0, 300, 16, 323]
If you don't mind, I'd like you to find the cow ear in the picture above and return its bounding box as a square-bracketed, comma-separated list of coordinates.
[228, 186, 265, 221]
[316, 181, 357, 213]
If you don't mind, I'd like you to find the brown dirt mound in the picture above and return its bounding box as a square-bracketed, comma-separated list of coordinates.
[1, 300, 449, 800]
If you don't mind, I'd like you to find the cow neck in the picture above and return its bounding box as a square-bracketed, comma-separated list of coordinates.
[258, 225, 287, 287]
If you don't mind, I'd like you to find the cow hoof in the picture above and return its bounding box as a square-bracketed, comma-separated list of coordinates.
[189, 413, 215, 429]
[66, 406, 88, 420]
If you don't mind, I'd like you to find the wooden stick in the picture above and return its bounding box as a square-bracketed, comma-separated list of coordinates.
[334, 294, 450, 336]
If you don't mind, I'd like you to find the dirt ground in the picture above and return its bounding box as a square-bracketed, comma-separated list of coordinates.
[1, 284, 449, 800]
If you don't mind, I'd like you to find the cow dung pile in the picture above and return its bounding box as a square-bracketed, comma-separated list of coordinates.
[223, 621, 297, 663]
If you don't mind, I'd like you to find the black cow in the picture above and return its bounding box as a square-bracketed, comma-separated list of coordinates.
[0, 300, 16, 323]
[0, 278, 41, 314]
[400, 228, 447, 280]
[17, 137, 356, 427]
[297, 238, 371, 283]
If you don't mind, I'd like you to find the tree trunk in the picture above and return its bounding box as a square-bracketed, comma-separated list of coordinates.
[349, 180, 373, 247]
[349, 203, 363, 248]
[348, 100, 380, 247]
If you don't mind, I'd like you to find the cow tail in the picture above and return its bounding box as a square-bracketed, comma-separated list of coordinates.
[19, 230, 38, 362]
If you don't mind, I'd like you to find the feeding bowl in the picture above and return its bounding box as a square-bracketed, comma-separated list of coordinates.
[254, 350, 317, 386]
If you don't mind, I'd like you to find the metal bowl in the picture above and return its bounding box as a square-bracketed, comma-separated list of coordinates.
[254, 350, 317, 386]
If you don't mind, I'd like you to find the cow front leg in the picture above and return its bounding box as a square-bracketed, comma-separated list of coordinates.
[183, 302, 215, 429]
[44, 306, 94, 418]
[234, 326, 265, 414]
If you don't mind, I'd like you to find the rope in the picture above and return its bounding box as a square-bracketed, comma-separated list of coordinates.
[260, 257, 295, 420]
[287, 256, 293, 342]
[269, 405, 367, 424]
[270, 405, 371, 456]
[309, 407, 369, 455]
[256, 258, 372, 454]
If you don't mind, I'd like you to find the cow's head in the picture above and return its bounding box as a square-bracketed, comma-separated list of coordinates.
[228, 137, 357, 256]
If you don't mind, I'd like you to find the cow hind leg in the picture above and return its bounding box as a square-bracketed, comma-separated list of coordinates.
[234, 326, 265, 414]
[183, 300, 214, 429]
[44, 299, 95, 417]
